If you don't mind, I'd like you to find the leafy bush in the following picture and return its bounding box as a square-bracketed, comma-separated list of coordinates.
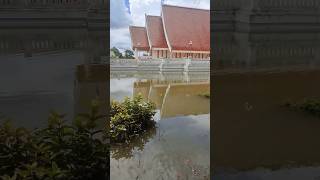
[0, 95, 156, 179]
[0, 101, 109, 180]
[110, 94, 156, 143]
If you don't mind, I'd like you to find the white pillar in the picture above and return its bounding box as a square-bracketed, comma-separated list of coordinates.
[134, 48, 138, 59]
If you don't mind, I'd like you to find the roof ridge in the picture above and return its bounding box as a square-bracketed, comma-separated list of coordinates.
[129, 26, 145, 28]
[162, 4, 210, 11]
[146, 14, 161, 17]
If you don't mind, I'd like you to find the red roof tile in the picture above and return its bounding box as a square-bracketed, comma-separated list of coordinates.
[161, 5, 210, 52]
[145, 15, 168, 49]
[129, 26, 150, 51]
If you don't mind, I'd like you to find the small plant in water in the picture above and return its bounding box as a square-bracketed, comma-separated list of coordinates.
[198, 92, 210, 98]
[283, 98, 320, 117]
[110, 94, 156, 143]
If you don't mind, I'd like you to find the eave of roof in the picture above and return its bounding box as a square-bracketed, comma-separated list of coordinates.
[129, 26, 150, 51]
[161, 4, 210, 52]
[145, 15, 168, 49]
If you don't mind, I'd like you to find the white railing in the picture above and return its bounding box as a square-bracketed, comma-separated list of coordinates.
[138, 56, 152, 60]
[188, 60, 210, 72]
[110, 58, 210, 72]
[110, 58, 138, 65]
[111, 70, 210, 82]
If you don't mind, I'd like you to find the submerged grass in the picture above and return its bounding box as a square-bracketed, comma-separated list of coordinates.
[198, 92, 210, 98]
[283, 98, 320, 117]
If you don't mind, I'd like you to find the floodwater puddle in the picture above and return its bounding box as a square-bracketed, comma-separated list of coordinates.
[110, 72, 210, 179]
[212, 31, 320, 179]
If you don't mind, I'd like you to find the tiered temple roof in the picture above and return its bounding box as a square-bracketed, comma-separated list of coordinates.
[161, 5, 210, 52]
[129, 26, 150, 51]
[129, 4, 210, 58]
[145, 15, 168, 49]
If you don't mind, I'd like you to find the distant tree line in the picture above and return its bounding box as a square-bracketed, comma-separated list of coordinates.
[110, 47, 134, 59]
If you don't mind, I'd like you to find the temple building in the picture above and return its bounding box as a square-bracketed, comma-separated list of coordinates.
[129, 4, 210, 60]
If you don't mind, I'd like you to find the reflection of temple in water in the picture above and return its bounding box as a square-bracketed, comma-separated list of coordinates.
[133, 79, 209, 119]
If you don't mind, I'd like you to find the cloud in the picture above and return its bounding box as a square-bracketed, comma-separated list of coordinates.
[110, 0, 132, 29]
[165, 0, 210, 9]
[129, 0, 210, 26]
[130, 0, 162, 26]
[110, 28, 132, 49]
[110, 0, 133, 49]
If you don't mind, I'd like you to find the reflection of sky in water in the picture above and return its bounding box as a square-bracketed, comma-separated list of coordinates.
[111, 114, 210, 180]
[110, 78, 136, 101]
[158, 114, 210, 152]
[214, 166, 320, 180]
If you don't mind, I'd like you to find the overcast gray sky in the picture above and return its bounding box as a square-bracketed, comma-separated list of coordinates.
[110, 0, 210, 50]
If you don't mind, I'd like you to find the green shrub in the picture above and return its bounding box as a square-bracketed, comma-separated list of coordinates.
[0, 101, 109, 180]
[110, 94, 156, 143]
[0, 95, 156, 179]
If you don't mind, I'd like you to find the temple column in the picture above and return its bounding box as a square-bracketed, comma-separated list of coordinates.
[134, 48, 138, 59]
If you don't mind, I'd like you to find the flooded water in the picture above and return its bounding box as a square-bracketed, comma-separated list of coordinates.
[110, 72, 210, 179]
[212, 30, 320, 179]
[0, 28, 108, 128]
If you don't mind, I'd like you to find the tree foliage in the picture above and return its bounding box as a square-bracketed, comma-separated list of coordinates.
[110, 47, 135, 59]
[124, 50, 134, 59]
[110, 47, 122, 58]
